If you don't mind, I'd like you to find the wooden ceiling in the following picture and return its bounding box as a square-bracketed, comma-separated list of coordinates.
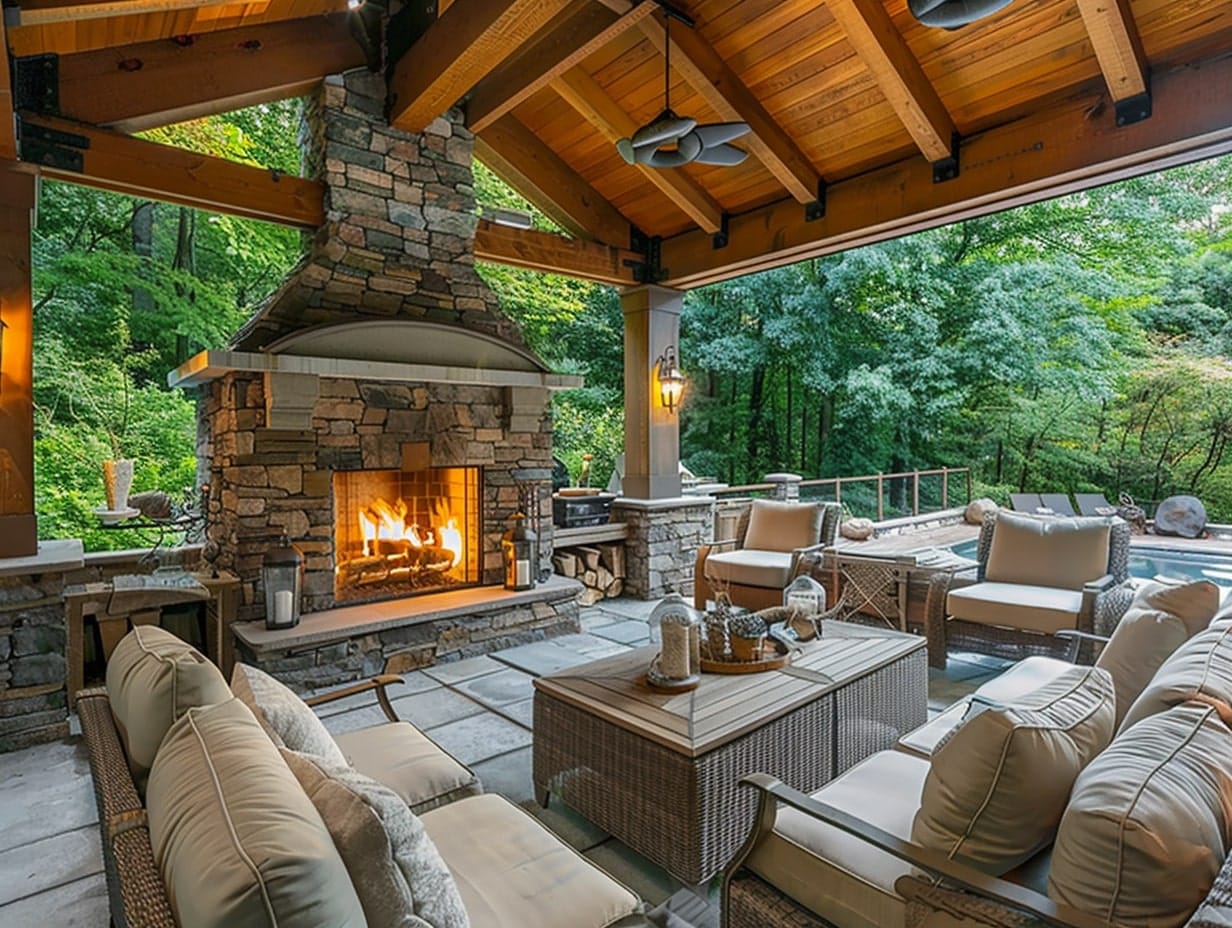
[4, 0, 1232, 288]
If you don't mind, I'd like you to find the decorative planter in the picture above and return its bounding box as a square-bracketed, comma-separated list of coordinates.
[728, 613, 768, 662]
[103, 458, 135, 511]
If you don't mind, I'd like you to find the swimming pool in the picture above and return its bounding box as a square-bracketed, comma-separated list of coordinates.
[949, 539, 1232, 587]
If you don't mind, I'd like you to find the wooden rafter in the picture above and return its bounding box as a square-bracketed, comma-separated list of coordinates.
[10, 0, 235, 26]
[552, 68, 724, 234]
[468, 1, 657, 134]
[389, 0, 577, 133]
[1076, 0, 1149, 102]
[475, 115, 630, 245]
[474, 220, 640, 285]
[825, 0, 956, 164]
[54, 15, 366, 132]
[0, 20, 14, 160]
[657, 54, 1232, 288]
[18, 114, 324, 228]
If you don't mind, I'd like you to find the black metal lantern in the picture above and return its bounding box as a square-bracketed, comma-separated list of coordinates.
[502, 512, 537, 591]
[263, 534, 303, 630]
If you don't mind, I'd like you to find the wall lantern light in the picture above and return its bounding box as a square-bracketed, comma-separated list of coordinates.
[655, 345, 686, 413]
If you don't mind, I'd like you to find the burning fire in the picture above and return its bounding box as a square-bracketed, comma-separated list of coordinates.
[358, 496, 463, 569]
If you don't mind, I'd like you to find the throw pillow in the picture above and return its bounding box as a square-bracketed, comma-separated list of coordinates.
[984, 511, 1111, 591]
[741, 500, 823, 553]
[283, 749, 471, 928]
[231, 662, 348, 768]
[1120, 621, 1232, 732]
[911, 664, 1115, 874]
[1049, 702, 1232, 927]
[1096, 578, 1220, 726]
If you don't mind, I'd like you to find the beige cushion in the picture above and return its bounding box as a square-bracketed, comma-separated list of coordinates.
[704, 549, 793, 589]
[105, 625, 231, 792]
[746, 750, 929, 928]
[334, 722, 481, 814]
[146, 698, 365, 928]
[946, 582, 1084, 634]
[912, 665, 1114, 874]
[1049, 702, 1232, 926]
[742, 500, 823, 553]
[421, 793, 641, 928]
[984, 512, 1111, 590]
[1120, 621, 1232, 732]
[230, 662, 348, 768]
[283, 749, 470, 928]
[1097, 579, 1220, 726]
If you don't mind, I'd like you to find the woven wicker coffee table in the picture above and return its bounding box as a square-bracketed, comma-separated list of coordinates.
[532, 621, 926, 884]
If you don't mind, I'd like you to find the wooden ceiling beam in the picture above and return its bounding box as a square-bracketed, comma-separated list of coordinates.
[10, 0, 235, 26]
[552, 68, 724, 234]
[1076, 0, 1150, 104]
[825, 0, 956, 164]
[0, 21, 15, 160]
[18, 113, 324, 228]
[52, 15, 366, 132]
[637, 12, 823, 205]
[657, 57, 1232, 289]
[474, 220, 640, 285]
[475, 115, 631, 245]
[389, 0, 577, 134]
[468, 1, 657, 134]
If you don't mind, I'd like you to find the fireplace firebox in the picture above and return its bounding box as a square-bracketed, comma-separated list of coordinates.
[333, 467, 481, 603]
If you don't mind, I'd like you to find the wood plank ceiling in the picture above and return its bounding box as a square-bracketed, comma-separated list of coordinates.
[4, 0, 1232, 288]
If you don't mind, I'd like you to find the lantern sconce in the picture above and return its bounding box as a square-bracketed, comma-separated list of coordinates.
[655, 345, 686, 413]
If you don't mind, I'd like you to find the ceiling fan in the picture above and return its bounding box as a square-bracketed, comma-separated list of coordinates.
[908, 0, 1016, 29]
[615, 7, 750, 169]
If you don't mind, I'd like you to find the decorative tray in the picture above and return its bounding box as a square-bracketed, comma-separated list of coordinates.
[699, 639, 791, 675]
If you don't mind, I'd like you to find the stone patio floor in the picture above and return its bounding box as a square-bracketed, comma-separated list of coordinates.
[0, 597, 1005, 928]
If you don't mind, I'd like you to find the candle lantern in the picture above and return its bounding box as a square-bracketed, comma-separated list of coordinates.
[648, 593, 701, 687]
[263, 535, 303, 630]
[502, 512, 537, 591]
[784, 574, 827, 616]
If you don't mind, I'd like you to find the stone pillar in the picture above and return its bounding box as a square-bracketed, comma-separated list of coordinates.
[612, 497, 714, 600]
[621, 286, 682, 500]
[765, 472, 803, 501]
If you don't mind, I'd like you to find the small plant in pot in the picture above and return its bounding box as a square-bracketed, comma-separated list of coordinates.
[728, 613, 768, 662]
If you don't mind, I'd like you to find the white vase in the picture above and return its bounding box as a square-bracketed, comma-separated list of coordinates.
[103, 458, 135, 511]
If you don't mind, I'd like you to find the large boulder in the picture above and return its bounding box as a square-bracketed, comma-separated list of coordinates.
[1154, 496, 1207, 539]
[965, 498, 998, 525]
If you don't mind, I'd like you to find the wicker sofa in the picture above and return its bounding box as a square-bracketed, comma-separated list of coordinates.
[722, 577, 1232, 928]
[82, 624, 654, 928]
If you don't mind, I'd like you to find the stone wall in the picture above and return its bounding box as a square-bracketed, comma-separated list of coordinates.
[612, 498, 715, 600]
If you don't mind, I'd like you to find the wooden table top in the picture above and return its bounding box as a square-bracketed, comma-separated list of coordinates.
[533, 622, 924, 758]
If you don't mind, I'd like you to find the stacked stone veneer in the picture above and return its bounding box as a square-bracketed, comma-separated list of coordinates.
[612, 498, 715, 600]
[0, 573, 69, 751]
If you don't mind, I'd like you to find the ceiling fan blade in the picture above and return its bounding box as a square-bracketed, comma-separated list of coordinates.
[630, 110, 697, 148]
[641, 131, 704, 168]
[693, 122, 751, 147]
[693, 142, 749, 166]
[615, 137, 637, 165]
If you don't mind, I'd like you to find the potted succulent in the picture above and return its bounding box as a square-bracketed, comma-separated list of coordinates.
[728, 612, 768, 662]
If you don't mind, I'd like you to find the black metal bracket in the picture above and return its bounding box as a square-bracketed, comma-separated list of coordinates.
[12, 54, 59, 114]
[625, 228, 665, 283]
[17, 117, 89, 172]
[805, 179, 828, 221]
[1115, 89, 1152, 127]
[712, 213, 730, 249]
[931, 132, 961, 184]
[651, 0, 695, 28]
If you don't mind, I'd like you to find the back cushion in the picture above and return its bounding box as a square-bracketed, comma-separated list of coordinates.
[1120, 621, 1232, 733]
[147, 698, 366, 928]
[105, 625, 231, 792]
[984, 511, 1111, 590]
[1049, 703, 1232, 927]
[1097, 579, 1220, 726]
[911, 665, 1114, 874]
[231, 662, 348, 768]
[742, 500, 823, 553]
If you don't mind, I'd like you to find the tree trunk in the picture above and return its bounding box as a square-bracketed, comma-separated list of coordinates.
[131, 202, 154, 315]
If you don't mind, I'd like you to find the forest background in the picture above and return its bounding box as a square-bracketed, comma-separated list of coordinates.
[28, 99, 1232, 550]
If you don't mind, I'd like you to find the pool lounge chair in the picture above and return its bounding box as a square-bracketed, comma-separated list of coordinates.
[1009, 493, 1043, 512]
[1075, 492, 1116, 516]
[1040, 493, 1077, 516]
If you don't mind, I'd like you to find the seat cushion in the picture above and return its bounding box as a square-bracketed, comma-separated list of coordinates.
[420, 794, 641, 928]
[912, 664, 1115, 874]
[1049, 703, 1232, 926]
[984, 511, 1111, 590]
[704, 549, 793, 589]
[946, 582, 1084, 634]
[1120, 621, 1232, 732]
[282, 749, 470, 928]
[146, 698, 365, 928]
[231, 662, 348, 768]
[742, 499, 824, 553]
[105, 625, 231, 792]
[1096, 579, 1220, 726]
[746, 750, 930, 928]
[334, 722, 482, 814]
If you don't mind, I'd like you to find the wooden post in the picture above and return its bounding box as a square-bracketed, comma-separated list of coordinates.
[966, 468, 973, 506]
[0, 162, 36, 558]
[913, 472, 920, 516]
[941, 467, 949, 510]
[876, 474, 884, 521]
[835, 479, 842, 509]
[620, 285, 683, 499]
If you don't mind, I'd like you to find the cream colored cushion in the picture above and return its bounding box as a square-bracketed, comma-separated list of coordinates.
[912, 665, 1114, 874]
[334, 722, 481, 814]
[146, 698, 365, 928]
[742, 500, 823, 553]
[703, 549, 793, 589]
[984, 512, 1111, 590]
[283, 749, 470, 928]
[421, 793, 641, 928]
[1120, 621, 1232, 732]
[1097, 579, 1220, 726]
[230, 662, 348, 767]
[1049, 702, 1232, 926]
[746, 750, 929, 928]
[945, 582, 1084, 634]
[105, 624, 231, 791]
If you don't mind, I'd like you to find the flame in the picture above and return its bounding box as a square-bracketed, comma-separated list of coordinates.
[358, 496, 463, 568]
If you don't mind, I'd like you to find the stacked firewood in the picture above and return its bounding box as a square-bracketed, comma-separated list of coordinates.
[552, 543, 626, 605]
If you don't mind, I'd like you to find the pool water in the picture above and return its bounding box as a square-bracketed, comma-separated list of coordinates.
[949, 539, 1232, 587]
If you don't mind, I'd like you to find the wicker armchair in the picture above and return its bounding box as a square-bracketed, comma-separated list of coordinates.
[925, 511, 1132, 670]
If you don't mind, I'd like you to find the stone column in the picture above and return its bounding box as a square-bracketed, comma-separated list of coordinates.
[612, 497, 714, 600]
[620, 285, 682, 500]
